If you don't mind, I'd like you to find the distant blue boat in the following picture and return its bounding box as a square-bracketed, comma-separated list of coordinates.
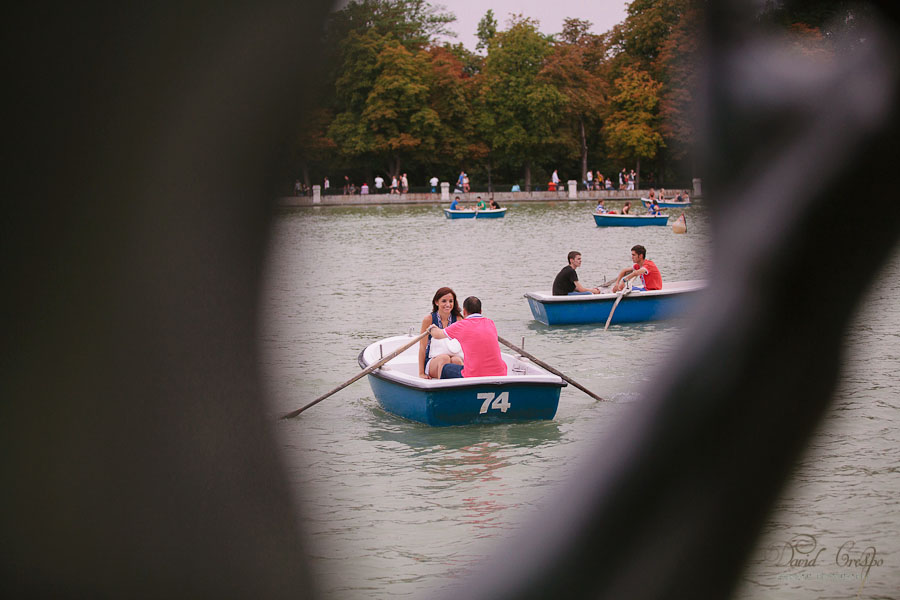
[524, 280, 707, 326]
[641, 197, 692, 208]
[593, 213, 669, 226]
[358, 335, 565, 426]
[444, 207, 507, 219]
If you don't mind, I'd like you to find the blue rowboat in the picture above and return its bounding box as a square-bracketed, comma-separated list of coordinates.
[524, 280, 707, 326]
[444, 207, 507, 219]
[641, 197, 692, 208]
[358, 335, 565, 426]
[593, 213, 669, 226]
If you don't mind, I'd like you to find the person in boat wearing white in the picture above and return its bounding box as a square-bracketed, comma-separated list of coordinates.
[418, 287, 464, 379]
[427, 296, 507, 379]
[552, 251, 602, 296]
[613, 245, 663, 292]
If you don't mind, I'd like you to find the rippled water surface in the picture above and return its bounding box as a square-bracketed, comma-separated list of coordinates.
[260, 201, 899, 599]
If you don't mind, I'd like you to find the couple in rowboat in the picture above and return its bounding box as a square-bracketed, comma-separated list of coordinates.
[551, 246, 662, 295]
[418, 288, 506, 380]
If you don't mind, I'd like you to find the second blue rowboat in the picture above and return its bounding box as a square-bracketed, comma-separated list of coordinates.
[593, 213, 669, 226]
[524, 280, 707, 326]
[358, 335, 565, 426]
[444, 207, 507, 219]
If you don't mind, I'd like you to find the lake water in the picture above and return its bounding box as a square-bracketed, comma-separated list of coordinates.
[259, 201, 899, 599]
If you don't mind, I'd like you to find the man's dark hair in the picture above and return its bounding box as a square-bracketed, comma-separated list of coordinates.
[567, 251, 581, 263]
[463, 296, 482, 314]
[632, 245, 647, 259]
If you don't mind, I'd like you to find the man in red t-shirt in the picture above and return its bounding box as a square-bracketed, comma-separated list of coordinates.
[612, 245, 662, 292]
[426, 296, 507, 379]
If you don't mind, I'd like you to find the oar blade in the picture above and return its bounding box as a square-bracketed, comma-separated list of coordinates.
[280, 330, 430, 420]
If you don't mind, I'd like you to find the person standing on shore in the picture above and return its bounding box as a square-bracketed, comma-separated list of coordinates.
[374, 175, 384, 193]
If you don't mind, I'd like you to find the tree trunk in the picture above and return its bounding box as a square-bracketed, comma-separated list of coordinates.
[487, 156, 493, 194]
[580, 117, 588, 184]
[636, 156, 641, 191]
[300, 161, 310, 189]
[524, 160, 532, 192]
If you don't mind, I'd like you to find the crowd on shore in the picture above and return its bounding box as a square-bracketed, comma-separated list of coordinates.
[291, 166, 659, 197]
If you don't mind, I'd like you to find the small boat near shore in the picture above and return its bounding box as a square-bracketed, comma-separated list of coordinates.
[358, 335, 565, 426]
[641, 197, 692, 208]
[593, 213, 669, 227]
[444, 207, 507, 219]
[524, 280, 707, 326]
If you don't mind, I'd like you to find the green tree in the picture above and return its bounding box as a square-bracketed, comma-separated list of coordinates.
[603, 66, 664, 184]
[324, 0, 465, 180]
[478, 16, 565, 190]
[326, 0, 455, 52]
[475, 9, 497, 53]
[654, 1, 702, 162]
[541, 18, 607, 184]
[425, 45, 481, 168]
[601, 0, 698, 185]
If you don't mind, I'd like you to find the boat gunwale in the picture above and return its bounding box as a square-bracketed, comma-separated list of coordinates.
[525, 280, 706, 303]
[357, 344, 566, 392]
[592, 212, 670, 219]
[639, 197, 692, 207]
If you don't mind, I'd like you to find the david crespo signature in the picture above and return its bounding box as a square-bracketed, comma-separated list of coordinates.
[761, 534, 884, 593]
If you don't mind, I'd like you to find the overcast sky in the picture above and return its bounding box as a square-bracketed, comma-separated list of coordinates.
[434, 0, 629, 50]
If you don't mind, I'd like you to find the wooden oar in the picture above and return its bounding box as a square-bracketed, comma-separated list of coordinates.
[497, 335, 605, 402]
[279, 330, 430, 420]
[604, 287, 632, 330]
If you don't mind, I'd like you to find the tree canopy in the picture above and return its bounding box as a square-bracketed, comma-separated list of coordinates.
[285, 0, 854, 191]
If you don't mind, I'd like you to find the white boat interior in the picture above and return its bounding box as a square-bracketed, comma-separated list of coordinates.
[361, 335, 563, 389]
[525, 279, 707, 302]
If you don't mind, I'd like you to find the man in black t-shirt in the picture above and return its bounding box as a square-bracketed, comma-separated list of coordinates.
[552, 251, 602, 295]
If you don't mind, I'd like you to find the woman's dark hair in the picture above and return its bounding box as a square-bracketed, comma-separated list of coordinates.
[431, 287, 462, 320]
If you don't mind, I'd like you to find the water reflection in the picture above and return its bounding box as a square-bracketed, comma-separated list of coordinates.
[365, 412, 563, 452]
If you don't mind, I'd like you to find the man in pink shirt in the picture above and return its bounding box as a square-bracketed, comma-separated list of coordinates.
[426, 296, 507, 379]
